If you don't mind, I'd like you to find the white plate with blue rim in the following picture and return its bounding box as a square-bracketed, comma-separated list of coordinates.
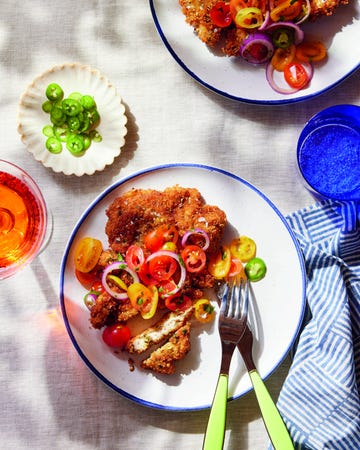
[150, 0, 360, 105]
[60, 163, 306, 410]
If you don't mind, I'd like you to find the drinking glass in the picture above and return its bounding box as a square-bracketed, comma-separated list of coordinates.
[0, 160, 50, 279]
[297, 104, 360, 201]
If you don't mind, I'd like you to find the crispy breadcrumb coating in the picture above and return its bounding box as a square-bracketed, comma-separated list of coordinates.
[140, 322, 192, 375]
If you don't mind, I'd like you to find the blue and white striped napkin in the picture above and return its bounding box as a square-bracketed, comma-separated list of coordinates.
[272, 200, 360, 449]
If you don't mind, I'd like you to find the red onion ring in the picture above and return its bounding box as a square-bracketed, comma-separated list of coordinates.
[265, 21, 304, 45]
[181, 228, 210, 251]
[240, 32, 274, 64]
[265, 61, 313, 94]
[102, 261, 139, 300]
[295, 0, 311, 24]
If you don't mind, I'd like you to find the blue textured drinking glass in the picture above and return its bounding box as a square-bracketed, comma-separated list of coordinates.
[297, 105, 360, 201]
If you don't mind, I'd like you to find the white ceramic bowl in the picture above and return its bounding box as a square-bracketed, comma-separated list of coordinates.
[17, 63, 127, 176]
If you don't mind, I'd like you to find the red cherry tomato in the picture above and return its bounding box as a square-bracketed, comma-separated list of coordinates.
[125, 244, 145, 271]
[75, 268, 100, 289]
[284, 62, 310, 89]
[148, 255, 177, 281]
[102, 324, 131, 348]
[210, 2, 232, 27]
[90, 281, 105, 295]
[157, 278, 178, 298]
[181, 245, 207, 273]
[144, 225, 179, 253]
[165, 294, 193, 312]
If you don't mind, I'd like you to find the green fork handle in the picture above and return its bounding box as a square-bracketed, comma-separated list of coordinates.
[249, 369, 294, 450]
[203, 373, 228, 450]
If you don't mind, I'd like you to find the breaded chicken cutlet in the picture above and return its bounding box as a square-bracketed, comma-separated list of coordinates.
[88, 186, 226, 374]
[105, 186, 226, 254]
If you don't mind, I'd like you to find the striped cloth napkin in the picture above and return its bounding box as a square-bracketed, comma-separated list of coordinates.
[271, 200, 360, 450]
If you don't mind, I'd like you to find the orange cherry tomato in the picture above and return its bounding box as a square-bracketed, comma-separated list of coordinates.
[270, 0, 302, 22]
[284, 62, 310, 89]
[127, 283, 159, 319]
[271, 44, 296, 71]
[296, 41, 327, 63]
[74, 237, 103, 273]
[208, 246, 231, 279]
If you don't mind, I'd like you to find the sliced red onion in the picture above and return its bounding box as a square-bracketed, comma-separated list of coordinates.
[265, 21, 304, 46]
[146, 250, 186, 297]
[181, 228, 210, 251]
[259, 11, 270, 31]
[265, 61, 313, 94]
[83, 293, 97, 310]
[102, 261, 139, 300]
[240, 32, 274, 64]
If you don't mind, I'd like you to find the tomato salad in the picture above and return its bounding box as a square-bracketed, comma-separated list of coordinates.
[74, 225, 266, 350]
[197, 0, 327, 94]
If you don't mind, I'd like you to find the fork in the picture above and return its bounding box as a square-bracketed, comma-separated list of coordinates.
[203, 279, 247, 450]
[238, 280, 294, 450]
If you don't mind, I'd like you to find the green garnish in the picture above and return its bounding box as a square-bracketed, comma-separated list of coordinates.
[42, 83, 102, 156]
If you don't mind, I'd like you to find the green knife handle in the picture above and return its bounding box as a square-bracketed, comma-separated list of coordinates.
[249, 370, 294, 450]
[203, 373, 228, 450]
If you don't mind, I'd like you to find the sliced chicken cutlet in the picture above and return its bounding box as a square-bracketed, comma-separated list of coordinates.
[140, 322, 192, 375]
[126, 307, 194, 354]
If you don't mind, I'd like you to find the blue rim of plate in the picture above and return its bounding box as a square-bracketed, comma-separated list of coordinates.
[149, 0, 360, 105]
[59, 163, 307, 410]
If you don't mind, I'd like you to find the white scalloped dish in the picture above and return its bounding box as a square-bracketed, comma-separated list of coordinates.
[17, 63, 127, 176]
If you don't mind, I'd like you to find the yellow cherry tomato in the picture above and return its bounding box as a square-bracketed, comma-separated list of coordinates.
[74, 237, 102, 273]
[271, 44, 296, 71]
[127, 283, 158, 320]
[208, 246, 232, 279]
[230, 236, 256, 262]
[295, 41, 327, 63]
[194, 299, 215, 323]
[234, 7, 263, 29]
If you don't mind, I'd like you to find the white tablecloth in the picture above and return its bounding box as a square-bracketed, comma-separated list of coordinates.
[1, 1, 359, 449]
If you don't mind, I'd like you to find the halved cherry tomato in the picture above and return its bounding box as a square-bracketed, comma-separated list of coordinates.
[127, 283, 159, 319]
[125, 245, 145, 272]
[138, 262, 158, 285]
[295, 41, 327, 63]
[158, 278, 178, 298]
[208, 245, 231, 279]
[229, 236, 256, 262]
[148, 255, 177, 281]
[210, 1, 232, 27]
[227, 258, 246, 279]
[194, 299, 215, 323]
[270, 0, 302, 22]
[74, 237, 103, 273]
[271, 44, 296, 71]
[90, 280, 105, 295]
[102, 323, 131, 348]
[181, 245, 207, 273]
[75, 268, 100, 289]
[165, 294, 193, 312]
[284, 62, 310, 89]
[144, 225, 179, 253]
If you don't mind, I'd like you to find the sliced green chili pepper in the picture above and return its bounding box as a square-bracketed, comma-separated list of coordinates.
[46, 137, 62, 154]
[45, 83, 64, 102]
